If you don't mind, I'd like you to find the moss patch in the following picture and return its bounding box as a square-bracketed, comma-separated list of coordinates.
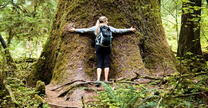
[35, 80, 46, 96]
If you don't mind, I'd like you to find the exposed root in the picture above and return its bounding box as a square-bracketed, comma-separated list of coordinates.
[52, 73, 164, 99]
[51, 80, 85, 91]
[57, 81, 97, 98]
[55, 80, 149, 99]
[131, 72, 140, 81]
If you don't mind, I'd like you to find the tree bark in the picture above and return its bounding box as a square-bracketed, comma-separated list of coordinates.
[177, 0, 202, 58]
[28, 0, 185, 107]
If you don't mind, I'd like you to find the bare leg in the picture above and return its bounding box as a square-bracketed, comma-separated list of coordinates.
[97, 68, 102, 81]
[104, 68, 109, 81]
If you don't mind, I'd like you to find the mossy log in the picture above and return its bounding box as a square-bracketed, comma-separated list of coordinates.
[28, 0, 186, 107]
[35, 80, 46, 96]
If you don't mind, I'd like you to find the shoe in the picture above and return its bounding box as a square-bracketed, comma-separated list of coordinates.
[94, 81, 101, 87]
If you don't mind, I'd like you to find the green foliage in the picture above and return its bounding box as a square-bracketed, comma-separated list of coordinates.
[163, 73, 208, 107]
[0, 77, 50, 108]
[0, 0, 57, 59]
[0, 1, 58, 105]
[86, 73, 208, 108]
[201, 1, 208, 52]
[87, 82, 159, 108]
[162, 0, 208, 53]
[161, 0, 182, 53]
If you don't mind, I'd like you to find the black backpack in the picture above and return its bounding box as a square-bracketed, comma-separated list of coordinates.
[98, 26, 112, 47]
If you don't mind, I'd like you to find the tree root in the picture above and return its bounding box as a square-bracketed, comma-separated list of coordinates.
[51, 80, 85, 91]
[51, 72, 165, 99]
[55, 80, 149, 99]
[57, 81, 97, 99]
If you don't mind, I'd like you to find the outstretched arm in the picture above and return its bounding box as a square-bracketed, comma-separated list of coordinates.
[109, 26, 136, 33]
[69, 26, 96, 33]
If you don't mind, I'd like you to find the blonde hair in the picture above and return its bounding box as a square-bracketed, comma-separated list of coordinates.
[96, 16, 108, 35]
[99, 16, 108, 23]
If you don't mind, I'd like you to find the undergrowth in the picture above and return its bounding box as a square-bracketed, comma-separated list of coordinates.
[86, 74, 208, 108]
[0, 58, 50, 108]
[87, 82, 159, 108]
[0, 76, 50, 108]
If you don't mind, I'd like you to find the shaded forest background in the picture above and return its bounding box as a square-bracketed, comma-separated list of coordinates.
[0, 0, 208, 107]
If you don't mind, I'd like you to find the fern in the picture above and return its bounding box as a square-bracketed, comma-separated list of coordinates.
[95, 82, 160, 108]
[100, 81, 115, 100]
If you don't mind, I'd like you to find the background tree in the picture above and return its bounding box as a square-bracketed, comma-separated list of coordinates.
[28, 0, 185, 107]
[177, 0, 202, 58]
[0, 34, 16, 69]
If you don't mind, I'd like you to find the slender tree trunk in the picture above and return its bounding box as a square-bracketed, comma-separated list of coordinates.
[28, 0, 185, 107]
[0, 34, 16, 69]
[0, 34, 16, 102]
[177, 0, 202, 58]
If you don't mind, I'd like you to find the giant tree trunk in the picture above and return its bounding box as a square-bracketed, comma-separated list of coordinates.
[177, 0, 202, 58]
[28, 0, 183, 107]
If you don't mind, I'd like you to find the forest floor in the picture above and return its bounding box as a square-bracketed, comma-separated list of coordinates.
[1, 60, 208, 108]
[43, 71, 208, 108]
